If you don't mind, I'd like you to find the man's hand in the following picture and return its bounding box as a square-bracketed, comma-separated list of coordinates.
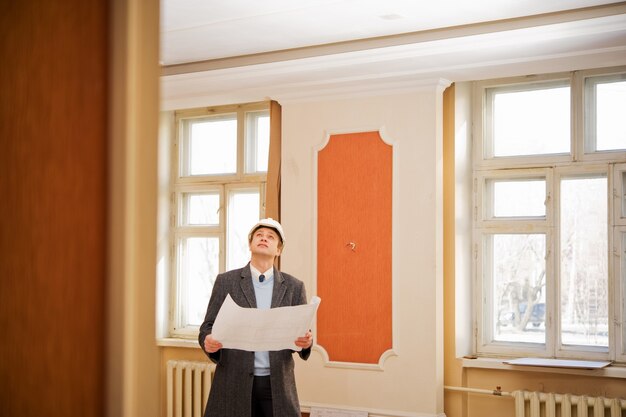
[294, 330, 313, 349]
[203, 334, 223, 353]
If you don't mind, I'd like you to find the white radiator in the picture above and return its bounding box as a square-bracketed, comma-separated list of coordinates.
[513, 390, 626, 417]
[166, 360, 214, 417]
[445, 386, 626, 417]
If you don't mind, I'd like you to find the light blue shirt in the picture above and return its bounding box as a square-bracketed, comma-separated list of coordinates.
[250, 265, 274, 376]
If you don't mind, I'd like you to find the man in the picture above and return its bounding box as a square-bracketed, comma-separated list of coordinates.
[199, 218, 313, 417]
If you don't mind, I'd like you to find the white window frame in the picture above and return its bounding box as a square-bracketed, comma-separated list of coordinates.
[169, 102, 269, 338]
[613, 163, 626, 226]
[613, 163, 626, 362]
[474, 168, 554, 357]
[472, 67, 626, 362]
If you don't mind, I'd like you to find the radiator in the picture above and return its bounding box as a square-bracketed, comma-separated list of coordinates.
[445, 386, 626, 417]
[166, 360, 214, 417]
[513, 390, 626, 417]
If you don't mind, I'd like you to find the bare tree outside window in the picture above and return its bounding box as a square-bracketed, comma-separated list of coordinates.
[560, 176, 608, 347]
[492, 234, 546, 344]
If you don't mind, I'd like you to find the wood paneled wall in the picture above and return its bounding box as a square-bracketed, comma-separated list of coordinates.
[0, 1, 108, 416]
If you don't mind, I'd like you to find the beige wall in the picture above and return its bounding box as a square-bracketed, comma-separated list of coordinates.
[280, 84, 449, 417]
[108, 0, 161, 416]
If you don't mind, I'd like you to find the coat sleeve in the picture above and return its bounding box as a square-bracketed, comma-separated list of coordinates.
[198, 274, 227, 363]
[295, 279, 312, 361]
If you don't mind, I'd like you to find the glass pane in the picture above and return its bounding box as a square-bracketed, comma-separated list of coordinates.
[487, 179, 546, 218]
[596, 81, 626, 151]
[245, 111, 270, 173]
[226, 189, 260, 270]
[490, 234, 546, 344]
[560, 176, 608, 347]
[182, 237, 219, 327]
[491, 86, 570, 157]
[185, 193, 220, 225]
[189, 116, 237, 175]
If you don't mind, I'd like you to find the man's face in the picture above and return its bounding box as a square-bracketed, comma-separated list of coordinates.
[249, 227, 283, 258]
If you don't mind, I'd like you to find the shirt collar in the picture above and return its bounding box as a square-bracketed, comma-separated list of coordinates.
[250, 264, 274, 282]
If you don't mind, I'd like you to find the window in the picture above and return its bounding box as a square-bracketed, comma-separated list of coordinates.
[171, 102, 270, 337]
[473, 68, 626, 361]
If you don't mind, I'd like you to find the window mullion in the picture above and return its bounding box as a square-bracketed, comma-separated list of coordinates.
[545, 167, 557, 357]
[613, 225, 626, 362]
[237, 107, 245, 180]
[571, 70, 584, 161]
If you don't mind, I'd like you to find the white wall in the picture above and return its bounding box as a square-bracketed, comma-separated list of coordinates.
[454, 82, 474, 359]
[280, 82, 449, 417]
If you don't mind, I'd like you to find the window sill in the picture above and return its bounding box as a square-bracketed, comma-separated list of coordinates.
[462, 357, 626, 379]
[157, 337, 201, 348]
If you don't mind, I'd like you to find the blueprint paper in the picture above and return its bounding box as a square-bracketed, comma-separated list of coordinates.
[211, 294, 321, 352]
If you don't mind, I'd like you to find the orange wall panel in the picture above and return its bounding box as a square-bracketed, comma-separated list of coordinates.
[317, 131, 393, 364]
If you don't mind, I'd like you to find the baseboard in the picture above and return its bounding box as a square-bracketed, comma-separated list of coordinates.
[301, 402, 446, 417]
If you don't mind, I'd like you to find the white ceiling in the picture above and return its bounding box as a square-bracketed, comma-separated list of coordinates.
[160, 0, 626, 109]
[161, 0, 621, 64]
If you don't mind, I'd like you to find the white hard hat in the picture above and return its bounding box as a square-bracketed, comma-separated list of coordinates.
[248, 218, 285, 244]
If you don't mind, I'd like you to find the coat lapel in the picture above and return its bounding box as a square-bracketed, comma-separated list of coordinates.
[271, 267, 287, 308]
[239, 264, 257, 308]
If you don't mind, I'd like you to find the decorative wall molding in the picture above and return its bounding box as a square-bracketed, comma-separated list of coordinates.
[312, 345, 397, 371]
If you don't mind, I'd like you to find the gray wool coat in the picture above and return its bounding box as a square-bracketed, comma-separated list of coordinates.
[198, 263, 311, 417]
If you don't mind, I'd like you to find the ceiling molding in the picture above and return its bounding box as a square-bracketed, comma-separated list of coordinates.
[161, 4, 626, 110]
[161, 2, 626, 76]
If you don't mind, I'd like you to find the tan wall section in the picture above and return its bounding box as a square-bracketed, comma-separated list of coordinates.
[108, 0, 161, 416]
